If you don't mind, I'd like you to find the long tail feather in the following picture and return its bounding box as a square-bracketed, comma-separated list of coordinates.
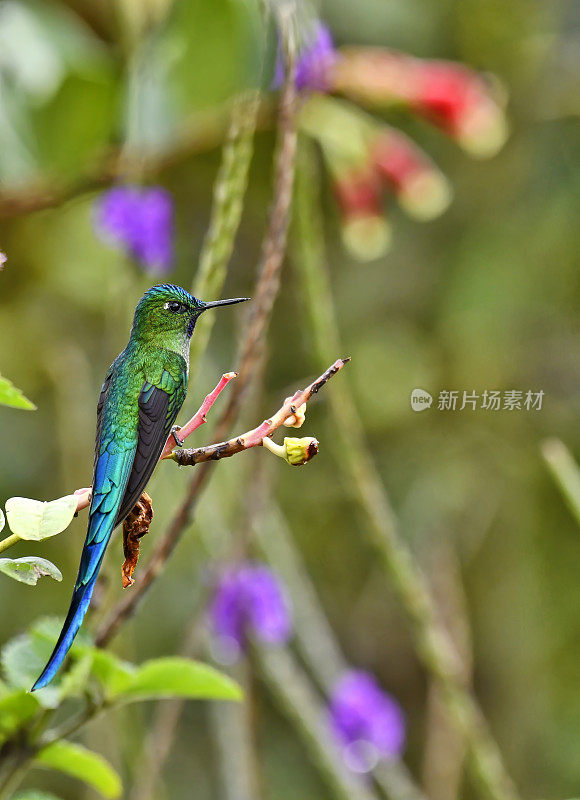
[31, 444, 136, 691]
[31, 571, 99, 691]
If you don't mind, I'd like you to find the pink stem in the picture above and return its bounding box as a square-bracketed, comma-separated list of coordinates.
[160, 372, 237, 459]
[74, 487, 92, 513]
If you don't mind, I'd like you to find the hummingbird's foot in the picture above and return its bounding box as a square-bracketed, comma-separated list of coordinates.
[171, 426, 184, 447]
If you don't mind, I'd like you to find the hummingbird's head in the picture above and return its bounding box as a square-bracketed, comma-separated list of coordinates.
[132, 284, 249, 343]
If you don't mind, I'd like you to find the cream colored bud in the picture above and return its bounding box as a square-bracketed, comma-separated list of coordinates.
[283, 401, 307, 428]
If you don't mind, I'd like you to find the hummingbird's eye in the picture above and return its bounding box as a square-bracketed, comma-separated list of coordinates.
[164, 301, 186, 314]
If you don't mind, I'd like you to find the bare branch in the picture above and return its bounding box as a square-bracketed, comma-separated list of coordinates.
[160, 372, 237, 460]
[172, 359, 348, 467]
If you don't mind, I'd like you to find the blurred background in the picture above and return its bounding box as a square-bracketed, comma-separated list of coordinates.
[1, 0, 580, 798]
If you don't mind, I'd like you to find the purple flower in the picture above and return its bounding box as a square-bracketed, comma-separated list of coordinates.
[328, 670, 406, 773]
[0, 252, 6, 271]
[274, 22, 337, 93]
[95, 185, 174, 274]
[296, 23, 337, 92]
[210, 562, 291, 661]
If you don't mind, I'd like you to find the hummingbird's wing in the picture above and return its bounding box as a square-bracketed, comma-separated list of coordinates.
[115, 372, 186, 524]
[32, 367, 186, 691]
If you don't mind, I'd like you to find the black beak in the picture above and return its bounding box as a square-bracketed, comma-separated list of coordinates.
[201, 297, 250, 311]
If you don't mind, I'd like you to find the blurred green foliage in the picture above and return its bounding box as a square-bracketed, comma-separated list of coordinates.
[1, 0, 580, 798]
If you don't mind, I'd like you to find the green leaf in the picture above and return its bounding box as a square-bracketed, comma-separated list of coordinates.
[5, 494, 78, 540]
[36, 741, 122, 799]
[0, 689, 40, 741]
[0, 0, 109, 103]
[109, 656, 243, 704]
[88, 649, 135, 697]
[30, 615, 92, 652]
[32, 71, 117, 179]
[162, 0, 262, 114]
[0, 0, 116, 187]
[1, 632, 60, 708]
[58, 651, 93, 698]
[13, 792, 63, 800]
[0, 374, 36, 410]
[1, 619, 91, 706]
[0, 556, 62, 585]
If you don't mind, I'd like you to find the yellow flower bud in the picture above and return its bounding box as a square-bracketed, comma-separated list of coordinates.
[262, 435, 319, 466]
[283, 437, 319, 466]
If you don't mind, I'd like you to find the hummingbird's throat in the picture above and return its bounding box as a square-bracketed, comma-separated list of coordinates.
[187, 314, 197, 339]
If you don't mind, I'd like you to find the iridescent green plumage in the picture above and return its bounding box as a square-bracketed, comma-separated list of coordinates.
[33, 284, 248, 690]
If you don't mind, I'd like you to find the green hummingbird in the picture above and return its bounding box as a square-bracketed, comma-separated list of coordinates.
[32, 284, 248, 691]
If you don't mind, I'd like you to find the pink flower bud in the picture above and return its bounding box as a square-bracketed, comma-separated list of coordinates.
[334, 169, 382, 219]
[372, 130, 451, 220]
[334, 170, 391, 262]
[412, 61, 507, 157]
[332, 48, 507, 158]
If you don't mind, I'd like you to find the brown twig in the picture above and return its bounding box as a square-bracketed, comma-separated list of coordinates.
[293, 142, 519, 800]
[422, 542, 473, 800]
[0, 102, 277, 219]
[172, 359, 346, 467]
[0, 109, 229, 219]
[96, 12, 299, 649]
[216, 7, 298, 428]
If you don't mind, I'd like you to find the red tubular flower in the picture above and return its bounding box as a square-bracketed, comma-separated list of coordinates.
[411, 60, 507, 157]
[372, 129, 451, 220]
[332, 48, 507, 158]
[333, 168, 391, 262]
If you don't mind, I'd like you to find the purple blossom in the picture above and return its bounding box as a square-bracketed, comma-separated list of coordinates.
[274, 22, 337, 93]
[328, 670, 406, 773]
[296, 23, 337, 92]
[0, 252, 6, 271]
[210, 563, 291, 661]
[95, 185, 174, 274]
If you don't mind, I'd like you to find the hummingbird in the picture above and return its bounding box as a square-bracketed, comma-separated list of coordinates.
[32, 284, 248, 691]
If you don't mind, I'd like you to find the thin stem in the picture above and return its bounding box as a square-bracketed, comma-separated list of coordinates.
[209, 655, 265, 800]
[0, 753, 34, 800]
[254, 502, 429, 800]
[40, 700, 105, 748]
[291, 140, 519, 800]
[0, 698, 104, 800]
[541, 438, 580, 526]
[188, 91, 262, 374]
[422, 543, 472, 800]
[254, 645, 379, 800]
[159, 372, 237, 459]
[0, 533, 20, 555]
[217, 4, 298, 425]
[96, 9, 300, 648]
